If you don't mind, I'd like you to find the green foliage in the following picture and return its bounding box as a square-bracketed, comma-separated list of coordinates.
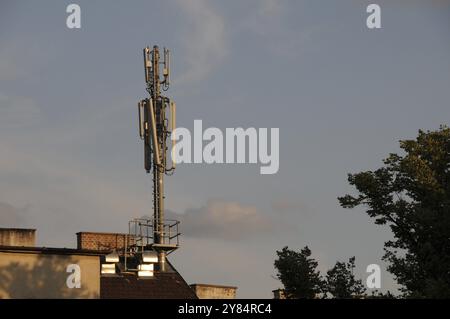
[274, 247, 369, 299]
[339, 126, 450, 298]
[324, 257, 366, 299]
[274, 246, 324, 299]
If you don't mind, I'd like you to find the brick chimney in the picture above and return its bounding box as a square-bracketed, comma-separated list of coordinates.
[190, 284, 237, 299]
[77, 232, 134, 251]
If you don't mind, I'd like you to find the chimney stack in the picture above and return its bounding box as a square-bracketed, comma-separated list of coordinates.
[0, 228, 36, 247]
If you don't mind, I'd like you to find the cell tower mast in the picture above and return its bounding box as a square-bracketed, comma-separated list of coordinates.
[136, 45, 178, 272]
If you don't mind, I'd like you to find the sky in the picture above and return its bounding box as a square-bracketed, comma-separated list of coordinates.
[0, 0, 449, 298]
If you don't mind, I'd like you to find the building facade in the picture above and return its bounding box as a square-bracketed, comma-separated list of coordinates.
[0, 228, 197, 299]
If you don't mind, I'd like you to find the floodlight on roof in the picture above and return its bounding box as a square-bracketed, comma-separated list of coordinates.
[142, 250, 158, 263]
[138, 264, 154, 271]
[105, 252, 119, 263]
[101, 263, 116, 275]
[138, 263, 154, 278]
[138, 271, 154, 278]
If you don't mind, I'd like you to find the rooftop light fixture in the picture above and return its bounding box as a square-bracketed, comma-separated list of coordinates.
[138, 263, 154, 278]
[105, 251, 119, 263]
[142, 250, 158, 263]
[101, 263, 116, 275]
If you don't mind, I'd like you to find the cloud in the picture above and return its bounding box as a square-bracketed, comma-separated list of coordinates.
[244, 0, 285, 37]
[242, 1, 318, 58]
[167, 200, 272, 240]
[0, 93, 41, 127]
[0, 202, 24, 227]
[271, 199, 303, 213]
[271, 198, 315, 220]
[0, 57, 22, 82]
[175, 0, 228, 84]
[0, 37, 43, 82]
[0, 48, 23, 82]
[258, 0, 283, 18]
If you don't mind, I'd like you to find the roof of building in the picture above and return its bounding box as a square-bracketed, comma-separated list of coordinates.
[101, 260, 197, 299]
[0, 227, 36, 231]
[190, 283, 238, 289]
[0, 245, 107, 256]
[0, 229, 197, 299]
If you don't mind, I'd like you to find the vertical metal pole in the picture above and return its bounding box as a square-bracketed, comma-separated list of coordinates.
[151, 46, 166, 271]
[140, 45, 176, 272]
[171, 102, 176, 169]
[152, 46, 159, 249]
[159, 152, 166, 271]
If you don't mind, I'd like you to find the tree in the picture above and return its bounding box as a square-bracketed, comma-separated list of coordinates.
[338, 126, 450, 298]
[366, 290, 396, 299]
[324, 257, 366, 299]
[274, 246, 324, 298]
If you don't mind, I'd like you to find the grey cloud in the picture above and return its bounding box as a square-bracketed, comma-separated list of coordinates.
[175, 0, 228, 85]
[258, 0, 284, 18]
[167, 200, 272, 240]
[242, 1, 319, 59]
[271, 199, 304, 213]
[0, 47, 24, 81]
[0, 93, 41, 127]
[271, 198, 315, 219]
[0, 201, 24, 227]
